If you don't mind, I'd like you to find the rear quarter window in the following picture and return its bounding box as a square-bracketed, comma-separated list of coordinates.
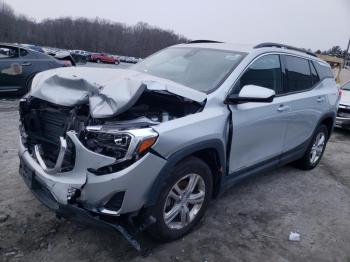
[312, 60, 334, 80]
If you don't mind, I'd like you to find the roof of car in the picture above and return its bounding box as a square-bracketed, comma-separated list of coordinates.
[174, 42, 254, 53]
[173, 41, 326, 64]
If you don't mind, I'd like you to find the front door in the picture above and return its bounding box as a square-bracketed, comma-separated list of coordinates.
[228, 54, 289, 174]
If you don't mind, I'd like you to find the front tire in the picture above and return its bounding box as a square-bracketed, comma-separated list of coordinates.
[294, 124, 329, 170]
[147, 157, 213, 241]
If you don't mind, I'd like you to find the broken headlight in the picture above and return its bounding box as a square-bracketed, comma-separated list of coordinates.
[83, 126, 158, 163]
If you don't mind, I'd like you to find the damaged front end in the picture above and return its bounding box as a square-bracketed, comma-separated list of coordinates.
[18, 67, 205, 251]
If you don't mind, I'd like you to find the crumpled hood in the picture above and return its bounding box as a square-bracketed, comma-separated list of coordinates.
[340, 90, 350, 106]
[30, 67, 206, 118]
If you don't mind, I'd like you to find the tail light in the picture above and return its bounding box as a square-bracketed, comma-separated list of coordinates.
[62, 60, 72, 67]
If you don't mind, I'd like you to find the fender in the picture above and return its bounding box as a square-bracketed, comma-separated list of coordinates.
[145, 139, 226, 207]
[317, 111, 336, 135]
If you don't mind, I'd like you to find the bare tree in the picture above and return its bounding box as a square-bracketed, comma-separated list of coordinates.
[0, 1, 188, 57]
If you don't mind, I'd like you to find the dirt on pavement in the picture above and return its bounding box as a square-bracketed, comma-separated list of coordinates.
[0, 98, 350, 262]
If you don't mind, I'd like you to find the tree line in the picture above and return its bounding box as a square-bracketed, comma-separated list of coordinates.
[0, 1, 348, 60]
[0, 1, 188, 57]
[315, 45, 349, 60]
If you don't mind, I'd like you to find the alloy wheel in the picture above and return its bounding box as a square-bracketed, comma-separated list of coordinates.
[310, 132, 326, 164]
[163, 173, 206, 230]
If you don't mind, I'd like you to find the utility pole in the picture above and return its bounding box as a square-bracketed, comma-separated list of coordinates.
[345, 38, 350, 68]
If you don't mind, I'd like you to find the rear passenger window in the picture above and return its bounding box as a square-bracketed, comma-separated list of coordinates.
[285, 56, 312, 93]
[237, 54, 282, 94]
[309, 61, 320, 85]
[312, 61, 334, 80]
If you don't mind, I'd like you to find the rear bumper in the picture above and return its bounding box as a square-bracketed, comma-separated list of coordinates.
[335, 116, 350, 128]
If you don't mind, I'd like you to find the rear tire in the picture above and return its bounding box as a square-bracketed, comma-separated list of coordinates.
[294, 124, 329, 170]
[147, 157, 213, 241]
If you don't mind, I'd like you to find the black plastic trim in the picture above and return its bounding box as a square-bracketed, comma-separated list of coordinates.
[187, 40, 223, 44]
[19, 161, 146, 252]
[225, 93, 275, 104]
[254, 42, 317, 57]
[145, 139, 226, 207]
[223, 137, 310, 189]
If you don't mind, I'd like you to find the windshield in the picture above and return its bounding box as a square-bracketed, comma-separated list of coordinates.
[342, 81, 350, 91]
[132, 47, 246, 93]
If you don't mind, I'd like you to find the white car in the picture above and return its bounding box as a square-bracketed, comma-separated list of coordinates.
[336, 81, 350, 128]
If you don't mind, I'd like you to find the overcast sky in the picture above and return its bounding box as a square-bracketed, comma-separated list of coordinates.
[5, 0, 350, 51]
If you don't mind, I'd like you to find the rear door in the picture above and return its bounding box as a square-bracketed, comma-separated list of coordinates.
[0, 45, 25, 92]
[228, 54, 289, 174]
[19, 48, 61, 88]
[16, 48, 38, 87]
[280, 55, 328, 153]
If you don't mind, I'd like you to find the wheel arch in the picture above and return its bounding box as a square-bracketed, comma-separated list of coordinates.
[318, 112, 336, 138]
[145, 139, 226, 207]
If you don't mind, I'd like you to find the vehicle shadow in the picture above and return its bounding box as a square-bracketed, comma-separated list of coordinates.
[333, 127, 350, 136]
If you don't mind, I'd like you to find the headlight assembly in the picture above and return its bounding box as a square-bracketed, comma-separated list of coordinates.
[83, 126, 158, 163]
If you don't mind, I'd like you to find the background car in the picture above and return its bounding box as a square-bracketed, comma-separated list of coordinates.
[118, 56, 127, 63]
[20, 44, 45, 53]
[125, 56, 139, 63]
[336, 80, 350, 128]
[0, 43, 74, 95]
[70, 50, 90, 64]
[90, 53, 119, 64]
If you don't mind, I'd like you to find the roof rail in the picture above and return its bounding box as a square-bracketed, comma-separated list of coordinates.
[187, 40, 223, 44]
[254, 42, 317, 57]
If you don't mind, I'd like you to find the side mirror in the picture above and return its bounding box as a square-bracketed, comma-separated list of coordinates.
[226, 85, 276, 104]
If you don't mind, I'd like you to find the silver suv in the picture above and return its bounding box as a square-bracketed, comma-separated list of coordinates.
[18, 41, 339, 248]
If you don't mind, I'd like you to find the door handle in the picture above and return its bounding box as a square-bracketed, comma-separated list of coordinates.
[21, 62, 31, 66]
[317, 97, 325, 103]
[277, 105, 289, 112]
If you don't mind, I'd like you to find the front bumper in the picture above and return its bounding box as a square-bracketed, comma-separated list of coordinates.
[19, 160, 147, 251]
[18, 131, 167, 216]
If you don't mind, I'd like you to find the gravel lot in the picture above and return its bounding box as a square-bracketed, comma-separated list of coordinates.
[0, 65, 350, 261]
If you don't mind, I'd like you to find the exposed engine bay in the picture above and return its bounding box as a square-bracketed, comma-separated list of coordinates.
[19, 90, 204, 174]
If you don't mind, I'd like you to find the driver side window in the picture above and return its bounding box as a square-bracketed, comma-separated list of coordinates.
[236, 54, 282, 94]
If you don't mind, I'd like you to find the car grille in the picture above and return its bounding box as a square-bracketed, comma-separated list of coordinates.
[22, 105, 75, 172]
